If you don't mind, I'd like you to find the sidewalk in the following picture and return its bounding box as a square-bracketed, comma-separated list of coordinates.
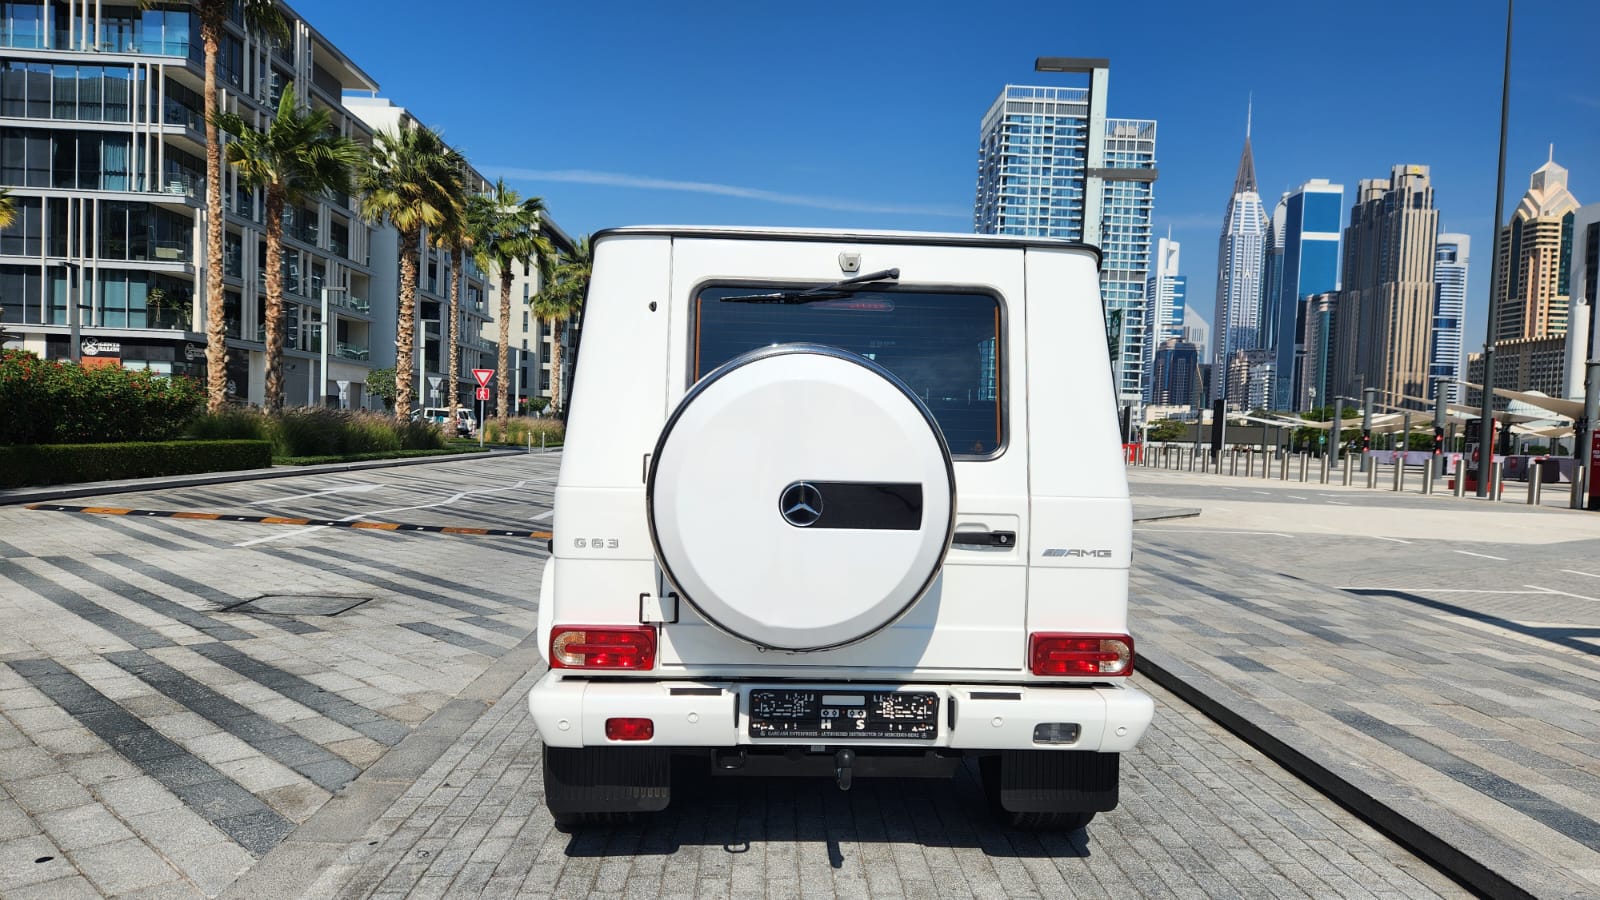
[1128, 467, 1600, 899]
[0, 449, 532, 507]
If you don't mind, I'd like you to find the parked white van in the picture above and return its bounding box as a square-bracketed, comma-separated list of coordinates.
[529, 227, 1152, 829]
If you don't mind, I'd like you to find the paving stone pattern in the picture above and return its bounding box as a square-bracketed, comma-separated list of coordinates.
[0, 455, 558, 897]
[1128, 479, 1600, 899]
[283, 661, 1463, 899]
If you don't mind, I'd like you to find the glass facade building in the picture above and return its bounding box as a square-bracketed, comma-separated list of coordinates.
[1215, 134, 1267, 390]
[974, 72, 1158, 407]
[0, 0, 388, 407]
[1268, 180, 1343, 409]
[1143, 235, 1185, 402]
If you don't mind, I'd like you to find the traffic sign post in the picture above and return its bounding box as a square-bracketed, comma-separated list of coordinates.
[473, 368, 494, 388]
[336, 379, 350, 410]
[471, 370, 494, 447]
[475, 386, 489, 401]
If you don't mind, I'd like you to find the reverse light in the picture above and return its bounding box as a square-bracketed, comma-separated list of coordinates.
[1029, 633, 1134, 676]
[550, 626, 657, 670]
[605, 717, 655, 741]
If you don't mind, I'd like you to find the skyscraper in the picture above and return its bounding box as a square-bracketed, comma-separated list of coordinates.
[1431, 234, 1470, 404]
[1269, 179, 1344, 409]
[1493, 152, 1580, 342]
[1333, 165, 1439, 405]
[974, 59, 1158, 408]
[1143, 234, 1185, 401]
[1259, 193, 1288, 363]
[1213, 116, 1268, 376]
[1149, 338, 1200, 407]
[1298, 291, 1338, 410]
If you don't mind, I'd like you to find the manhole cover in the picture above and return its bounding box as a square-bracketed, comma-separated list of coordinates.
[227, 594, 372, 617]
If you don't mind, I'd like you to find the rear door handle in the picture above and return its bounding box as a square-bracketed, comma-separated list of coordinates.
[951, 530, 1016, 549]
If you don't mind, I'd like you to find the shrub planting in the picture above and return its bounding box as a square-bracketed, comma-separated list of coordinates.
[482, 417, 564, 447]
[0, 440, 272, 489]
[185, 407, 446, 459]
[0, 349, 204, 445]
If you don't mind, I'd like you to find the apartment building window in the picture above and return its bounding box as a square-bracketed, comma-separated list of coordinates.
[224, 232, 243, 278]
[522, 310, 528, 330]
[0, 195, 41, 256]
[0, 265, 47, 323]
[0, 62, 136, 122]
[0, 1, 47, 49]
[99, 202, 193, 262]
[329, 219, 349, 258]
[0, 129, 136, 191]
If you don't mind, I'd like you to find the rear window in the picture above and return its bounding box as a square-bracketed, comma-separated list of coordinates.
[693, 286, 1004, 457]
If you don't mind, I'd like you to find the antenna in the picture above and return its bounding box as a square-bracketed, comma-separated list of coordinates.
[1548, 143, 1554, 163]
[1246, 93, 1252, 139]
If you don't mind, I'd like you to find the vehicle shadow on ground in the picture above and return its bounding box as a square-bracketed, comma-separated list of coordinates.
[560, 759, 1092, 863]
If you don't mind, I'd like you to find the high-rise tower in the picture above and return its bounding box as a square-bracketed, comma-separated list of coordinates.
[1214, 107, 1268, 377]
[1432, 235, 1470, 404]
[1493, 152, 1580, 342]
[974, 59, 1158, 410]
[1143, 234, 1185, 401]
[1269, 179, 1344, 409]
[1333, 166, 1439, 405]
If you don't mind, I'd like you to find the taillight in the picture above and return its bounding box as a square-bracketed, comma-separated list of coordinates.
[1029, 633, 1133, 676]
[605, 717, 655, 741]
[550, 626, 657, 670]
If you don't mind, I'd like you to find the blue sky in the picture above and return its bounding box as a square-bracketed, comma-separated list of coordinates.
[302, 0, 1599, 351]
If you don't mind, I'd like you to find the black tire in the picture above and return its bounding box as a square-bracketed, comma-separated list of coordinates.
[1006, 810, 1096, 831]
[978, 752, 1113, 831]
[552, 810, 639, 832]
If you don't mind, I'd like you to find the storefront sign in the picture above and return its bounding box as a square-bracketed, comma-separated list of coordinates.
[81, 339, 122, 356]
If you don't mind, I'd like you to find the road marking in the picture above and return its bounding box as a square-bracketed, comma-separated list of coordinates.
[1326, 500, 1350, 505]
[1370, 536, 1411, 544]
[1562, 569, 1600, 579]
[1453, 550, 1508, 561]
[530, 510, 554, 521]
[1137, 528, 1293, 538]
[24, 503, 550, 542]
[1288, 495, 1308, 500]
[244, 483, 381, 505]
[1525, 585, 1600, 603]
[235, 480, 538, 546]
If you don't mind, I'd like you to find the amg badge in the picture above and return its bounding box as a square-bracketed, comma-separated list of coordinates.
[1042, 548, 1113, 558]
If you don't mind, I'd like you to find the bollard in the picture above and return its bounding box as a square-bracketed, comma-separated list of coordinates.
[1320, 454, 1331, 484]
[1230, 451, 1239, 477]
[1489, 459, 1504, 500]
[1299, 453, 1309, 482]
[1527, 461, 1543, 505]
[1392, 460, 1404, 492]
[1422, 458, 1434, 494]
[1202, 452, 1210, 474]
[1189, 448, 1197, 472]
[1262, 451, 1272, 480]
[1279, 453, 1290, 481]
[1366, 463, 1378, 489]
[1453, 466, 1466, 497]
[1341, 459, 1353, 486]
[1571, 463, 1587, 508]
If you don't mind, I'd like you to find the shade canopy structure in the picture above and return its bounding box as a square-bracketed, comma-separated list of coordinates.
[1458, 382, 1584, 420]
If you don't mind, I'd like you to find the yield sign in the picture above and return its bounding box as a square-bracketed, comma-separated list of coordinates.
[472, 368, 494, 388]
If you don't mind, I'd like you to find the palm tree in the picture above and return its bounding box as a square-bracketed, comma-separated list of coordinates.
[137, 0, 285, 412]
[429, 152, 472, 426]
[214, 84, 362, 413]
[357, 125, 461, 420]
[467, 180, 552, 428]
[0, 187, 15, 229]
[532, 236, 592, 417]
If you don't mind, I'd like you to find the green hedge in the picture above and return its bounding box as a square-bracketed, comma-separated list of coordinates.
[186, 408, 445, 457]
[0, 440, 272, 489]
[277, 447, 487, 466]
[0, 349, 205, 444]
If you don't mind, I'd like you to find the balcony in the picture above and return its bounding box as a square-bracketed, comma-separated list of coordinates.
[335, 342, 369, 361]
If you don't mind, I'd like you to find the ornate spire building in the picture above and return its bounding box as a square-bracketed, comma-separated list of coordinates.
[1493, 151, 1580, 342]
[1213, 103, 1269, 403]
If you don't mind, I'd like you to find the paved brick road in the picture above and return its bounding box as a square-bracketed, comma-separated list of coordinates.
[1129, 465, 1600, 899]
[0, 454, 1465, 897]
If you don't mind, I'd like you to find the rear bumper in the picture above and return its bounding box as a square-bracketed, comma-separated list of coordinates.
[528, 672, 1154, 751]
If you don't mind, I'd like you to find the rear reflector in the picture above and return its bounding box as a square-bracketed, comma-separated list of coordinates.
[604, 717, 655, 741]
[550, 626, 657, 670]
[1029, 633, 1134, 676]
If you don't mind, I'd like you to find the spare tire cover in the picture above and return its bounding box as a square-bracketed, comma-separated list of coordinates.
[648, 344, 955, 652]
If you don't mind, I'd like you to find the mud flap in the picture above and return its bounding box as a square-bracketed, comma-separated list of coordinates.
[994, 750, 1119, 813]
[543, 745, 672, 815]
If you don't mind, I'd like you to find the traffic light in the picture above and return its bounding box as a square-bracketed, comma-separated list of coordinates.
[1433, 427, 1444, 454]
[1360, 430, 1371, 453]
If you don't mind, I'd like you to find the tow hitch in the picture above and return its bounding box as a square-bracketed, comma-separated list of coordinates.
[834, 748, 854, 791]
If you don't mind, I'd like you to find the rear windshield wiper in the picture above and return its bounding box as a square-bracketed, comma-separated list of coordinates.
[718, 268, 900, 304]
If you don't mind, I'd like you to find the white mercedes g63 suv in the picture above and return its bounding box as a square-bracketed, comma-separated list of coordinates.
[529, 226, 1152, 829]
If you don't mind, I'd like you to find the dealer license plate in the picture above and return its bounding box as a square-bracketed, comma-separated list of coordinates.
[747, 690, 938, 740]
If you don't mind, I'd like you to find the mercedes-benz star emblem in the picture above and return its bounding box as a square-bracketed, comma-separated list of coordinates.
[779, 482, 824, 527]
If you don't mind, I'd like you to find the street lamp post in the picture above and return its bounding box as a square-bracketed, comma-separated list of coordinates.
[1477, 0, 1515, 498]
[318, 286, 348, 407]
